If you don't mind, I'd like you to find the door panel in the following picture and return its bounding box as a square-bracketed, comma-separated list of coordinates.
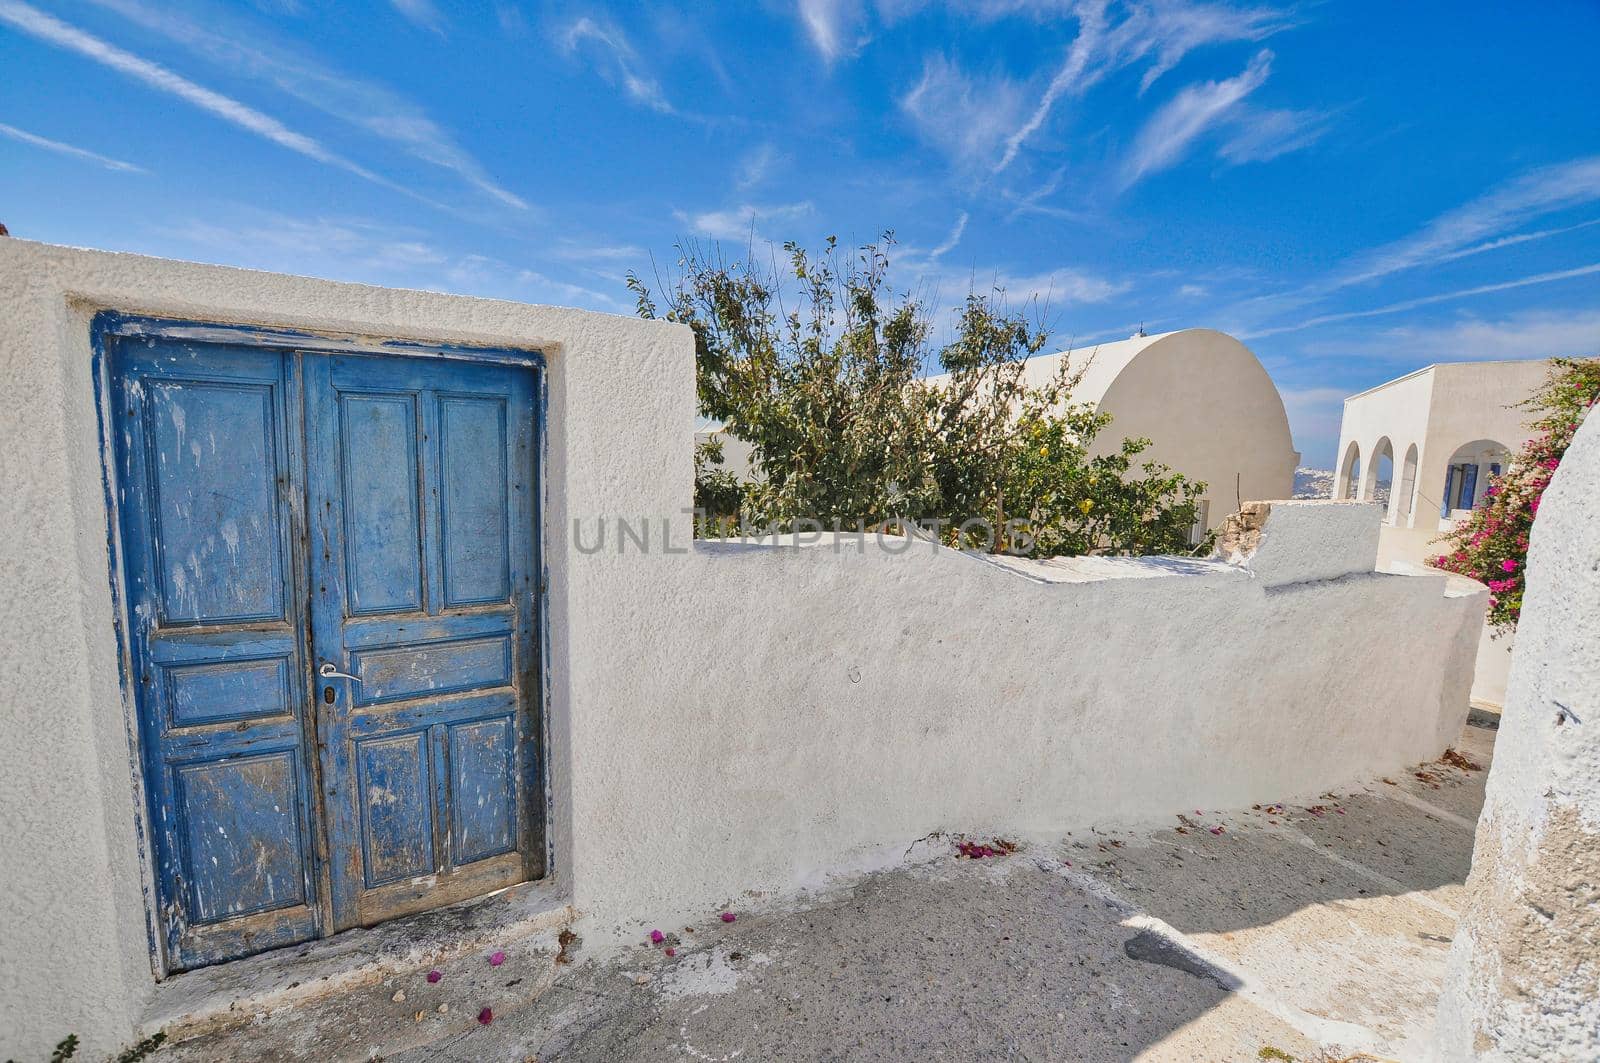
[338, 392, 425, 615]
[109, 323, 544, 971]
[355, 731, 436, 886]
[305, 354, 540, 930]
[439, 395, 511, 606]
[176, 751, 309, 921]
[109, 339, 321, 971]
[143, 378, 286, 624]
[448, 716, 518, 864]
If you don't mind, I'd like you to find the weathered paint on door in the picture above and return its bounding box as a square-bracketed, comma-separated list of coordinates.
[104, 320, 542, 972]
[304, 354, 541, 930]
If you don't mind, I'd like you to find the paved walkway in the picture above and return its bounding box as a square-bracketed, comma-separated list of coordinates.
[160, 716, 1497, 1062]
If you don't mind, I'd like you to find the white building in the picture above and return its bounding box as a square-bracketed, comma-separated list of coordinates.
[1334, 360, 1550, 548]
[1334, 359, 1552, 708]
[704, 328, 1299, 534]
[1013, 329, 1299, 532]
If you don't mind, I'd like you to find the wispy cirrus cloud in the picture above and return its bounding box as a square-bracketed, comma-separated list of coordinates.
[1243, 262, 1600, 340]
[973, 265, 1130, 309]
[1316, 308, 1600, 363]
[78, 0, 529, 209]
[676, 201, 815, 242]
[1121, 48, 1272, 187]
[0, 0, 425, 199]
[993, 0, 1293, 172]
[168, 211, 629, 311]
[389, 0, 445, 34]
[0, 120, 146, 172]
[1335, 156, 1600, 289]
[735, 143, 782, 191]
[995, 0, 1110, 172]
[890, 210, 973, 274]
[562, 17, 674, 114]
[901, 54, 1029, 170]
[1424, 218, 1600, 269]
[929, 211, 970, 258]
[796, 0, 867, 62]
[1217, 105, 1330, 164]
[1229, 156, 1600, 330]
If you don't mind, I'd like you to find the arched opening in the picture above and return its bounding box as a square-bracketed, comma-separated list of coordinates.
[1438, 439, 1512, 520]
[1365, 437, 1394, 510]
[1398, 444, 1419, 520]
[1338, 441, 1361, 500]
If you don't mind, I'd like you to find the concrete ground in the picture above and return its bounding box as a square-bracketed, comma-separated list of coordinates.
[157, 715, 1497, 1063]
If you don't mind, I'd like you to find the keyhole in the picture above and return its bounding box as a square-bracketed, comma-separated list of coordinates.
[323, 686, 335, 704]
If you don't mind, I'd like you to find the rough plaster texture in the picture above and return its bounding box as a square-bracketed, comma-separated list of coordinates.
[1435, 408, 1600, 1060]
[0, 239, 1482, 1059]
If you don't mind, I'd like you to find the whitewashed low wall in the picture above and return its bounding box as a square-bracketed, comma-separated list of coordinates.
[1379, 521, 1513, 708]
[565, 506, 1484, 930]
[0, 240, 1485, 1059]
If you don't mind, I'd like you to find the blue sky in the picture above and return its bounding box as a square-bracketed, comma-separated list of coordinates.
[3, 0, 1598, 465]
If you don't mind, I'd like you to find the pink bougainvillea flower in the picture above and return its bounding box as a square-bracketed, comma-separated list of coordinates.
[489, 951, 506, 967]
[649, 930, 665, 944]
[478, 1007, 493, 1025]
[720, 912, 736, 923]
[1501, 559, 1518, 572]
[426, 970, 442, 983]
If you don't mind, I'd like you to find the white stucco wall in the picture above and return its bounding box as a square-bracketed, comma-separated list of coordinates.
[0, 240, 1483, 1059]
[1435, 406, 1600, 1061]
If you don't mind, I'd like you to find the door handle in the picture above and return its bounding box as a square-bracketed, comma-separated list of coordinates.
[319, 662, 361, 683]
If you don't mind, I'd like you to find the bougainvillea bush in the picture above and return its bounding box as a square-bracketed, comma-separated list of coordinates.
[1431, 357, 1600, 633]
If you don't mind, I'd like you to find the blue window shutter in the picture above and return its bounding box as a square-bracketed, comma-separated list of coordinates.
[1458, 464, 1479, 509]
[1441, 466, 1456, 517]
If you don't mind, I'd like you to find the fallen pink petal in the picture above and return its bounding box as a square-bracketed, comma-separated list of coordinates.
[664, 947, 677, 957]
[720, 912, 736, 923]
[478, 1007, 493, 1025]
[426, 971, 442, 984]
[1209, 826, 1224, 835]
[649, 929, 664, 944]
[489, 951, 505, 967]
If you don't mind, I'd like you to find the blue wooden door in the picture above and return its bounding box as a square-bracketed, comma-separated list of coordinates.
[108, 322, 542, 970]
[110, 337, 322, 971]
[304, 354, 541, 931]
